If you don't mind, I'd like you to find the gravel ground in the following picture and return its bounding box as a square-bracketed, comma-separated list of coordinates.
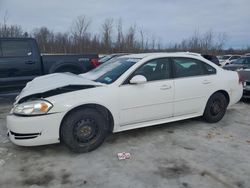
[0, 97, 250, 188]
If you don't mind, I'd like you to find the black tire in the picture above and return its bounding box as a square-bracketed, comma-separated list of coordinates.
[60, 108, 109, 153]
[203, 92, 228, 123]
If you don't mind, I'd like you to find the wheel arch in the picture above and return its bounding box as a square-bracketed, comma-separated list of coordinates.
[49, 62, 85, 74]
[213, 90, 230, 105]
[205, 90, 230, 112]
[59, 103, 115, 139]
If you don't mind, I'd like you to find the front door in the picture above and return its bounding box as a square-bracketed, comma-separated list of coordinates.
[118, 58, 174, 127]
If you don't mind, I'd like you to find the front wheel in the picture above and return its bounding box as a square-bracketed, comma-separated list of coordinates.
[60, 108, 109, 153]
[203, 93, 228, 123]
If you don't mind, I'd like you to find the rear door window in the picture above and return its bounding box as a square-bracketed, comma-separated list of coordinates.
[1, 41, 32, 57]
[172, 57, 205, 78]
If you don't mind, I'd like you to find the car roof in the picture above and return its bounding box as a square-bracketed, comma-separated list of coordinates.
[121, 52, 202, 59]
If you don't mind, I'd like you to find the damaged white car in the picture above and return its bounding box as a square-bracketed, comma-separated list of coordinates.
[7, 53, 243, 152]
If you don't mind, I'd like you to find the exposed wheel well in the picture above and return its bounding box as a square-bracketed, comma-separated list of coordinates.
[203, 90, 230, 116]
[211, 90, 230, 105]
[60, 104, 114, 139]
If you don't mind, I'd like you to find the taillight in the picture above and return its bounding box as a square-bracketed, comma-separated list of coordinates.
[237, 72, 244, 84]
[90, 58, 99, 67]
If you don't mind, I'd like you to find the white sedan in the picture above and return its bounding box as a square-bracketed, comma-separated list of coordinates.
[7, 53, 243, 152]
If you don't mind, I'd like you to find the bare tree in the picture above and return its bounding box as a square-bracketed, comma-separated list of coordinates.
[139, 29, 145, 50]
[102, 18, 113, 52]
[0, 11, 24, 38]
[157, 38, 161, 50]
[71, 15, 91, 52]
[151, 35, 156, 50]
[32, 27, 54, 52]
[176, 29, 228, 54]
[91, 34, 101, 53]
[216, 33, 227, 49]
[0, 25, 24, 38]
[0, 14, 237, 55]
[115, 18, 124, 51]
[124, 25, 137, 51]
[71, 15, 91, 39]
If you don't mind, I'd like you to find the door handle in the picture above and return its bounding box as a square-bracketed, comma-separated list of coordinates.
[160, 85, 172, 90]
[202, 80, 211, 84]
[25, 60, 35, 64]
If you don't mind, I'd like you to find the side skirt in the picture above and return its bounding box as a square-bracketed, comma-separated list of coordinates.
[113, 112, 203, 133]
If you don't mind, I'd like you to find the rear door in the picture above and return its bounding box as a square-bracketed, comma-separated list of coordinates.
[0, 39, 41, 93]
[172, 57, 217, 117]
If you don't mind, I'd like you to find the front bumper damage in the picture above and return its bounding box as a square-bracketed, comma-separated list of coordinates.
[7, 112, 63, 146]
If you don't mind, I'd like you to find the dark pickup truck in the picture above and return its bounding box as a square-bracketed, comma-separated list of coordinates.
[0, 38, 99, 94]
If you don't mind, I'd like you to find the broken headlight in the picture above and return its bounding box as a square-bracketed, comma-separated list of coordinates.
[12, 100, 53, 116]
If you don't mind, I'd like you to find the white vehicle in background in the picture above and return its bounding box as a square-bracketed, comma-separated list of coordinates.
[219, 55, 241, 66]
[7, 53, 243, 153]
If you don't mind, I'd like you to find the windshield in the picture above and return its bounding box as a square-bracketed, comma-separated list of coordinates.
[82, 57, 141, 84]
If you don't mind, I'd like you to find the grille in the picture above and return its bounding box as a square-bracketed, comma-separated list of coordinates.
[10, 131, 40, 140]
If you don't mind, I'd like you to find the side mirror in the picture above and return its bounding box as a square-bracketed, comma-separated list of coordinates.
[129, 75, 147, 84]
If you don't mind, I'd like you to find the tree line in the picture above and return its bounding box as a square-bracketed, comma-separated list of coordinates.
[0, 15, 249, 55]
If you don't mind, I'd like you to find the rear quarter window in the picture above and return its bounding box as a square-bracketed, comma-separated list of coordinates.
[173, 57, 216, 78]
[1, 41, 32, 57]
[203, 63, 217, 75]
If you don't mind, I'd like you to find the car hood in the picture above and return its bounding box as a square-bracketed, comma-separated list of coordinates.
[16, 73, 104, 103]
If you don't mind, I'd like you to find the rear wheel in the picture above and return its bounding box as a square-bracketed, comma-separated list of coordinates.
[60, 108, 109, 153]
[203, 93, 228, 123]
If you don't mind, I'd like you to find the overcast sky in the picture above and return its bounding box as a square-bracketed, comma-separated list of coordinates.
[0, 0, 249, 48]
